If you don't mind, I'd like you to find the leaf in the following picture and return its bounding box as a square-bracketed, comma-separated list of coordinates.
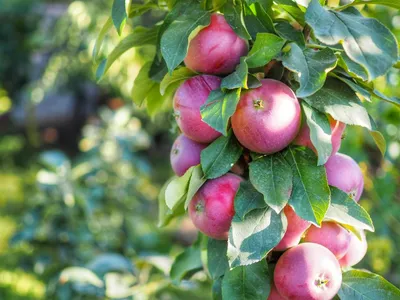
[93, 17, 113, 60]
[325, 187, 374, 232]
[243, 2, 275, 40]
[282, 43, 337, 98]
[234, 181, 267, 220]
[338, 52, 368, 81]
[369, 115, 386, 156]
[371, 90, 400, 108]
[303, 78, 372, 130]
[246, 33, 285, 68]
[222, 261, 270, 300]
[200, 88, 241, 135]
[128, 2, 157, 18]
[213, 277, 223, 300]
[59, 267, 104, 288]
[333, 75, 371, 102]
[342, 0, 400, 10]
[338, 270, 400, 300]
[170, 246, 203, 282]
[224, 1, 251, 40]
[207, 239, 229, 280]
[158, 178, 185, 227]
[112, 0, 127, 35]
[160, 67, 196, 95]
[160, 4, 211, 72]
[165, 167, 193, 211]
[87, 254, 136, 277]
[227, 207, 287, 267]
[97, 27, 158, 80]
[221, 58, 249, 90]
[249, 153, 292, 213]
[185, 165, 206, 209]
[283, 146, 330, 226]
[132, 63, 157, 106]
[301, 102, 332, 166]
[306, 0, 398, 80]
[275, 20, 305, 47]
[274, 0, 305, 25]
[201, 130, 243, 179]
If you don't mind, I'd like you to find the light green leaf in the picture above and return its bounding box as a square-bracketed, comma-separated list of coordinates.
[369, 115, 386, 156]
[165, 167, 193, 211]
[340, 0, 400, 10]
[283, 146, 330, 226]
[112, 0, 127, 35]
[274, 0, 305, 25]
[59, 267, 104, 288]
[185, 165, 206, 209]
[246, 33, 285, 68]
[208, 239, 229, 280]
[132, 63, 157, 107]
[160, 67, 196, 95]
[234, 181, 267, 220]
[221, 58, 249, 90]
[325, 187, 374, 232]
[170, 246, 202, 282]
[282, 43, 337, 98]
[93, 17, 113, 60]
[201, 130, 243, 179]
[158, 178, 185, 227]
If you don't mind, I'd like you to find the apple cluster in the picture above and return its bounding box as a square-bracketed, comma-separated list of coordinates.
[169, 13, 366, 300]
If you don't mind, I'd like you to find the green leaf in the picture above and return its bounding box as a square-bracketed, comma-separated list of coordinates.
[369, 115, 386, 156]
[207, 239, 229, 280]
[234, 181, 267, 220]
[224, 1, 251, 40]
[372, 90, 400, 108]
[303, 78, 372, 130]
[301, 102, 332, 166]
[227, 207, 287, 267]
[200, 88, 241, 135]
[146, 83, 167, 117]
[201, 130, 243, 179]
[112, 0, 127, 35]
[128, 2, 157, 18]
[275, 20, 305, 47]
[243, 2, 275, 40]
[282, 43, 337, 98]
[170, 246, 203, 282]
[338, 270, 400, 300]
[325, 187, 374, 232]
[306, 0, 398, 80]
[213, 277, 223, 300]
[249, 153, 292, 213]
[221, 58, 248, 90]
[246, 33, 285, 68]
[160, 4, 211, 72]
[132, 63, 157, 107]
[160, 67, 196, 95]
[185, 165, 206, 209]
[165, 167, 193, 211]
[333, 75, 371, 102]
[340, 0, 400, 10]
[283, 146, 330, 226]
[274, 0, 305, 25]
[87, 254, 136, 277]
[222, 261, 270, 300]
[96, 26, 158, 80]
[338, 52, 368, 81]
[158, 178, 185, 227]
[92, 17, 113, 60]
[59, 267, 104, 288]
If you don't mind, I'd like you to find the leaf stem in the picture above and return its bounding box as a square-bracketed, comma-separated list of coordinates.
[305, 44, 344, 52]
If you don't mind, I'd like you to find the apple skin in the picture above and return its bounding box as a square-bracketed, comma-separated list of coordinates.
[170, 134, 208, 176]
[174, 75, 222, 143]
[325, 153, 364, 202]
[188, 173, 243, 240]
[274, 206, 311, 251]
[184, 13, 248, 75]
[267, 283, 286, 300]
[339, 231, 368, 267]
[274, 243, 342, 300]
[294, 116, 346, 157]
[303, 222, 352, 259]
[231, 79, 301, 154]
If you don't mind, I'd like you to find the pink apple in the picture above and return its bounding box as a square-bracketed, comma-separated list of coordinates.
[325, 153, 364, 202]
[268, 283, 286, 300]
[184, 13, 248, 75]
[188, 173, 243, 240]
[274, 243, 342, 300]
[231, 79, 301, 154]
[303, 222, 352, 259]
[274, 205, 311, 251]
[170, 134, 207, 176]
[339, 231, 368, 268]
[174, 75, 221, 143]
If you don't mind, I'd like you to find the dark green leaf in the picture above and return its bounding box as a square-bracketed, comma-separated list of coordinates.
[221, 58, 248, 90]
[222, 260, 270, 300]
[208, 239, 229, 280]
[249, 153, 292, 213]
[333, 75, 372, 102]
[283, 146, 330, 226]
[160, 67, 196, 95]
[338, 52, 368, 81]
[201, 130, 243, 179]
[244, 2, 275, 40]
[275, 20, 305, 47]
[246, 33, 285, 68]
[227, 207, 287, 267]
[112, 0, 127, 35]
[372, 90, 400, 108]
[234, 181, 267, 220]
[282, 43, 337, 98]
[306, 0, 398, 80]
[301, 102, 332, 166]
[170, 246, 203, 282]
[213, 277, 223, 300]
[325, 187, 374, 232]
[224, 1, 251, 40]
[338, 270, 400, 300]
[200, 88, 241, 135]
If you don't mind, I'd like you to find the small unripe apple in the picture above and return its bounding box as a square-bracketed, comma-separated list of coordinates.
[274, 205, 311, 251]
[303, 222, 352, 259]
[174, 75, 221, 143]
[274, 243, 342, 300]
[294, 116, 346, 156]
[184, 13, 248, 75]
[170, 134, 207, 176]
[325, 153, 364, 202]
[339, 231, 368, 268]
[231, 79, 301, 154]
[188, 173, 243, 240]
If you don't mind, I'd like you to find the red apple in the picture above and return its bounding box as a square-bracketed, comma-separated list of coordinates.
[268, 283, 286, 300]
[339, 231, 368, 268]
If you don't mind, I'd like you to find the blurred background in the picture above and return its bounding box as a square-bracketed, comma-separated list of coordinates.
[0, 0, 398, 299]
